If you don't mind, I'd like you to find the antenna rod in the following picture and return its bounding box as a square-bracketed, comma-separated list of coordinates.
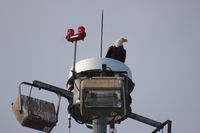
[100, 9, 104, 58]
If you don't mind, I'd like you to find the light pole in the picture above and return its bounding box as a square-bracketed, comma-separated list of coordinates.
[12, 25, 172, 133]
[93, 116, 107, 133]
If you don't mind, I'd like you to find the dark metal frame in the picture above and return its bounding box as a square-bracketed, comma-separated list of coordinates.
[152, 120, 172, 133]
[129, 113, 172, 133]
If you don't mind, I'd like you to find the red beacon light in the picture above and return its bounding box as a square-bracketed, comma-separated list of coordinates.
[77, 26, 86, 41]
[78, 26, 85, 33]
[67, 29, 75, 36]
[66, 28, 75, 42]
[65, 26, 86, 43]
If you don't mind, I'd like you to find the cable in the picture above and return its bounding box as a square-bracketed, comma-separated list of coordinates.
[109, 124, 118, 133]
[74, 81, 80, 91]
[68, 114, 71, 133]
[29, 86, 33, 97]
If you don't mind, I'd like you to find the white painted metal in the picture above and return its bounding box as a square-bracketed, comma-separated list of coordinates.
[68, 57, 132, 79]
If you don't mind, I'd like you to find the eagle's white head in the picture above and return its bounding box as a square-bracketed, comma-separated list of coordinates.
[114, 37, 128, 47]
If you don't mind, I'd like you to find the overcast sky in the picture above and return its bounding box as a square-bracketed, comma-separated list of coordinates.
[0, 0, 200, 133]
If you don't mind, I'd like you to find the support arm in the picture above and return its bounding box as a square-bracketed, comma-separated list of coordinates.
[32, 80, 73, 100]
[20, 80, 73, 100]
[152, 120, 172, 133]
[129, 113, 172, 133]
[129, 113, 161, 128]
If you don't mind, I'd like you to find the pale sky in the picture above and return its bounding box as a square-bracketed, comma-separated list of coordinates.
[0, 0, 200, 133]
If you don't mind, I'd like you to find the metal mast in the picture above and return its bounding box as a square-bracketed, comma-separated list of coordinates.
[100, 9, 104, 58]
[93, 116, 107, 133]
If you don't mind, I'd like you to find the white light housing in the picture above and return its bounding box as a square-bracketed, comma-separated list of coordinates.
[80, 77, 126, 117]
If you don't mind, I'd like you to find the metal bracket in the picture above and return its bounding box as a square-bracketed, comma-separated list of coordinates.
[152, 120, 172, 133]
[129, 113, 172, 133]
[31, 80, 73, 100]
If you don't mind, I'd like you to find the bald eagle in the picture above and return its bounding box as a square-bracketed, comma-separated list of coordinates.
[105, 37, 128, 63]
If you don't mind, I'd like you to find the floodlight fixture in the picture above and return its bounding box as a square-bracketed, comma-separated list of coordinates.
[80, 77, 126, 117]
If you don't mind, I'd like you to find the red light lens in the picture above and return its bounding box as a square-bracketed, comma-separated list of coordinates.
[67, 29, 74, 35]
[78, 26, 85, 33]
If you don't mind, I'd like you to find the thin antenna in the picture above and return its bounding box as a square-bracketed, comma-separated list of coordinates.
[100, 9, 104, 57]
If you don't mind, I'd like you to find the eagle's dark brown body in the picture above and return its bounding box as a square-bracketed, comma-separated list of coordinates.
[105, 45, 126, 63]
